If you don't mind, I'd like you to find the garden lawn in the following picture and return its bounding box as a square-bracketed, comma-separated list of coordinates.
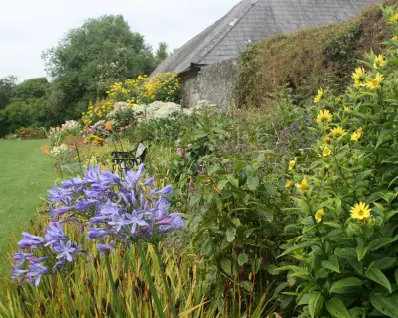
[0, 140, 56, 273]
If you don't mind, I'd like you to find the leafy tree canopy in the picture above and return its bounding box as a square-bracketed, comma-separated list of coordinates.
[0, 76, 17, 110]
[42, 15, 157, 123]
[12, 78, 50, 101]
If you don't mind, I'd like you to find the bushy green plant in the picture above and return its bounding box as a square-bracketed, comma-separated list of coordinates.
[276, 8, 398, 317]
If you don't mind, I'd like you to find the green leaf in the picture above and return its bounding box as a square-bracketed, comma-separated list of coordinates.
[356, 244, 369, 261]
[227, 175, 239, 187]
[375, 128, 393, 150]
[330, 277, 362, 294]
[365, 268, 392, 293]
[371, 294, 398, 318]
[373, 257, 396, 270]
[334, 247, 357, 259]
[217, 179, 229, 191]
[326, 297, 350, 318]
[321, 255, 340, 273]
[369, 235, 398, 251]
[309, 292, 324, 318]
[246, 175, 259, 191]
[207, 164, 220, 176]
[238, 253, 249, 266]
[240, 281, 253, 292]
[395, 269, 398, 285]
[220, 258, 232, 275]
[278, 240, 317, 258]
[226, 228, 236, 242]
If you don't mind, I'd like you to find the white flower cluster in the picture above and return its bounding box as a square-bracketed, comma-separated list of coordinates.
[183, 100, 217, 116]
[106, 102, 135, 128]
[50, 144, 71, 159]
[61, 120, 80, 131]
[133, 101, 183, 122]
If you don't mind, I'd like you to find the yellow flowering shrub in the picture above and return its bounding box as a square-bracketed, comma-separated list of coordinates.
[82, 99, 114, 126]
[106, 72, 180, 105]
[279, 6, 398, 316]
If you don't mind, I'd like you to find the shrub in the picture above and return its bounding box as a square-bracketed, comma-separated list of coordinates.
[16, 127, 46, 139]
[82, 99, 115, 126]
[107, 72, 180, 105]
[106, 101, 135, 130]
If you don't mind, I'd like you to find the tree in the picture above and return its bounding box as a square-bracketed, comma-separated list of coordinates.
[156, 42, 169, 64]
[0, 76, 17, 110]
[12, 78, 50, 101]
[42, 15, 156, 123]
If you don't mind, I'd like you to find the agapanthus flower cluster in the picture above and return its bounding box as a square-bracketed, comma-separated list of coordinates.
[48, 164, 186, 252]
[12, 222, 83, 286]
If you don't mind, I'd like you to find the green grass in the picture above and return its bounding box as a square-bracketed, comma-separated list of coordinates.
[0, 140, 56, 273]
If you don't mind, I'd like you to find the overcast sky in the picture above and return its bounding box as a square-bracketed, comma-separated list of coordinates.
[0, 0, 240, 81]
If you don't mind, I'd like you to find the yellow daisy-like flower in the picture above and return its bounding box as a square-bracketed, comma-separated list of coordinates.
[323, 146, 332, 157]
[323, 136, 330, 144]
[373, 55, 386, 69]
[392, 35, 398, 41]
[289, 157, 297, 170]
[296, 177, 309, 191]
[331, 126, 347, 138]
[315, 209, 325, 223]
[350, 202, 371, 220]
[285, 180, 293, 188]
[352, 67, 366, 88]
[351, 127, 363, 142]
[314, 88, 324, 103]
[366, 73, 384, 89]
[316, 109, 333, 126]
[343, 105, 350, 112]
[388, 13, 398, 24]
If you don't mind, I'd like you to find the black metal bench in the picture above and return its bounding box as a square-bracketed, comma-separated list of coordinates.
[111, 140, 147, 173]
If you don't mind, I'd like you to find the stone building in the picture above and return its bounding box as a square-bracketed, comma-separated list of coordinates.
[152, 0, 378, 108]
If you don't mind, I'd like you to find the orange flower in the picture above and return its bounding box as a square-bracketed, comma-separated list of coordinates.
[41, 145, 49, 155]
[105, 121, 113, 131]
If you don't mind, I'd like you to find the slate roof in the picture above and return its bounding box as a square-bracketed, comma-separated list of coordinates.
[152, 0, 379, 76]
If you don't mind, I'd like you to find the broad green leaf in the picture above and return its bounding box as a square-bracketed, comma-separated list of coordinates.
[207, 164, 220, 176]
[369, 235, 398, 251]
[227, 175, 239, 187]
[326, 297, 350, 318]
[238, 253, 249, 266]
[356, 244, 369, 261]
[375, 129, 393, 150]
[371, 294, 398, 318]
[220, 258, 232, 275]
[309, 292, 324, 318]
[278, 240, 317, 258]
[321, 255, 340, 273]
[330, 277, 362, 294]
[247, 175, 259, 191]
[217, 179, 229, 191]
[373, 257, 396, 270]
[226, 228, 236, 242]
[365, 268, 392, 293]
[334, 247, 357, 259]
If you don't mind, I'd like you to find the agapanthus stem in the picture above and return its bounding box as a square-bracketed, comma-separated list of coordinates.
[59, 274, 77, 318]
[154, 243, 178, 318]
[135, 242, 166, 318]
[104, 253, 123, 317]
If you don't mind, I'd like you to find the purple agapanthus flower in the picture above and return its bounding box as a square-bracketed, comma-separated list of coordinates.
[13, 251, 33, 267]
[53, 240, 76, 262]
[97, 243, 115, 254]
[18, 232, 45, 250]
[29, 257, 49, 265]
[156, 214, 186, 232]
[26, 264, 48, 286]
[50, 205, 75, 219]
[88, 228, 109, 239]
[11, 267, 29, 281]
[44, 222, 68, 246]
